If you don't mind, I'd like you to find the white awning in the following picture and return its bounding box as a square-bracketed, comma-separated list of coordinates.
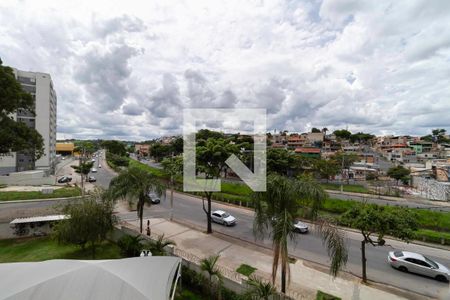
[0, 257, 182, 300]
[9, 215, 69, 224]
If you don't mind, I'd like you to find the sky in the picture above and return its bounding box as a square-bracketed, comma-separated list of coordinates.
[1, 0, 449, 141]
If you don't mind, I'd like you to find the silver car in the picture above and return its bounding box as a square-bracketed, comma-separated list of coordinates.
[293, 221, 308, 233]
[388, 251, 449, 282]
[211, 210, 236, 226]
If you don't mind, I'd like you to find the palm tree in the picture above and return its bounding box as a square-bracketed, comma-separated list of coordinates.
[244, 276, 276, 300]
[109, 166, 164, 233]
[252, 174, 347, 293]
[117, 234, 144, 257]
[161, 155, 183, 221]
[200, 254, 223, 300]
[148, 234, 176, 256]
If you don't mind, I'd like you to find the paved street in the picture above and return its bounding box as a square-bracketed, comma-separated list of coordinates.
[119, 191, 450, 299]
[92, 163, 449, 298]
[2, 156, 447, 298]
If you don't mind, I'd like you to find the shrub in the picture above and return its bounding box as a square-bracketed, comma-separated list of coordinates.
[316, 290, 341, 300]
[117, 235, 144, 257]
[236, 264, 257, 276]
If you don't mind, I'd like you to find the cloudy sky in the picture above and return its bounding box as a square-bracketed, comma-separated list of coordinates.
[1, 0, 449, 140]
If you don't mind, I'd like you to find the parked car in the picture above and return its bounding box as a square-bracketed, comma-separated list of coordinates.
[293, 221, 309, 233]
[90, 168, 97, 173]
[98, 164, 102, 168]
[57, 176, 72, 183]
[87, 176, 96, 182]
[211, 210, 236, 226]
[147, 191, 161, 204]
[91, 158, 96, 162]
[388, 251, 450, 282]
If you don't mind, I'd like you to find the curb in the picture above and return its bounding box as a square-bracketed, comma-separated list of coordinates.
[0, 196, 83, 205]
[172, 190, 450, 251]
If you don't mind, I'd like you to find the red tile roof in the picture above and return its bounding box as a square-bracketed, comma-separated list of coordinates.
[294, 147, 321, 154]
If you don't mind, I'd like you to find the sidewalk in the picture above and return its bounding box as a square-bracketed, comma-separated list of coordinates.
[123, 218, 426, 300]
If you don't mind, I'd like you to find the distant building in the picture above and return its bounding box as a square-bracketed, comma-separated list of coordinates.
[294, 147, 321, 158]
[56, 143, 75, 156]
[135, 144, 151, 156]
[0, 69, 57, 175]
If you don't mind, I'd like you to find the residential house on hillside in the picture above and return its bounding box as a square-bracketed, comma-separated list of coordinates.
[294, 147, 321, 159]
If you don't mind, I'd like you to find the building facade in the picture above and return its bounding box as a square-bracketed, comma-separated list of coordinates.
[0, 69, 57, 175]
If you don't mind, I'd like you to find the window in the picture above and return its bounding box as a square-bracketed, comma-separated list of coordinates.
[212, 213, 220, 217]
[393, 251, 404, 257]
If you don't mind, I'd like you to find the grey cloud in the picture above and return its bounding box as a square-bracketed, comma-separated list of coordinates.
[256, 79, 287, 114]
[75, 44, 139, 112]
[145, 73, 181, 118]
[93, 15, 146, 38]
[185, 69, 216, 107]
[122, 102, 142, 116]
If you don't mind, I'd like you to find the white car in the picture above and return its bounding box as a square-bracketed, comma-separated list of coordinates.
[91, 158, 96, 162]
[211, 210, 236, 226]
[388, 251, 449, 282]
[90, 168, 97, 173]
[98, 164, 102, 168]
[293, 221, 309, 233]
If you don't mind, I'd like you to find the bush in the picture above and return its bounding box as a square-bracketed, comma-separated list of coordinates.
[117, 235, 144, 257]
[236, 264, 257, 276]
[316, 290, 341, 300]
[106, 152, 129, 167]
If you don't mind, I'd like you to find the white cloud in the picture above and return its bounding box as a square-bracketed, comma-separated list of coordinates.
[0, 0, 449, 140]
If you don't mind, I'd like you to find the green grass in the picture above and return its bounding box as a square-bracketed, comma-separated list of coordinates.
[128, 159, 167, 178]
[0, 187, 81, 201]
[175, 290, 206, 300]
[415, 229, 450, 245]
[320, 183, 370, 194]
[316, 290, 341, 300]
[0, 237, 122, 262]
[236, 263, 257, 276]
[220, 181, 252, 196]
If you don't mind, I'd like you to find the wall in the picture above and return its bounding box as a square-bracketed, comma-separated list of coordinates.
[0, 170, 54, 185]
[412, 176, 450, 201]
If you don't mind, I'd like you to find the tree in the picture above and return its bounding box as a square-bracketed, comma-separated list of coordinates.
[321, 127, 328, 135]
[161, 155, 183, 221]
[71, 161, 93, 196]
[267, 148, 293, 175]
[350, 132, 375, 144]
[148, 234, 176, 256]
[53, 191, 117, 258]
[150, 143, 173, 161]
[252, 174, 348, 293]
[108, 166, 164, 233]
[243, 276, 276, 300]
[340, 205, 417, 282]
[387, 166, 410, 185]
[0, 58, 44, 159]
[196, 138, 238, 234]
[333, 129, 352, 140]
[101, 140, 128, 156]
[313, 159, 340, 182]
[117, 234, 145, 257]
[311, 127, 321, 133]
[200, 254, 223, 300]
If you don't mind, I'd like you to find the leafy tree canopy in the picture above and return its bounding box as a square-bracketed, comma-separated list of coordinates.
[0, 58, 44, 159]
[387, 166, 410, 183]
[53, 192, 117, 258]
[333, 129, 352, 140]
[311, 127, 321, 133]
[101, 140, 128, 156]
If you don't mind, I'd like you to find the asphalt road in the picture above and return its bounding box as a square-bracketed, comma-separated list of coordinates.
[4, 154, 446, 298]
[118, 191, 450, 299]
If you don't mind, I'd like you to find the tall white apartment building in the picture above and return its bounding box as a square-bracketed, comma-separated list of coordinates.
[0, 69, 57, 175]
